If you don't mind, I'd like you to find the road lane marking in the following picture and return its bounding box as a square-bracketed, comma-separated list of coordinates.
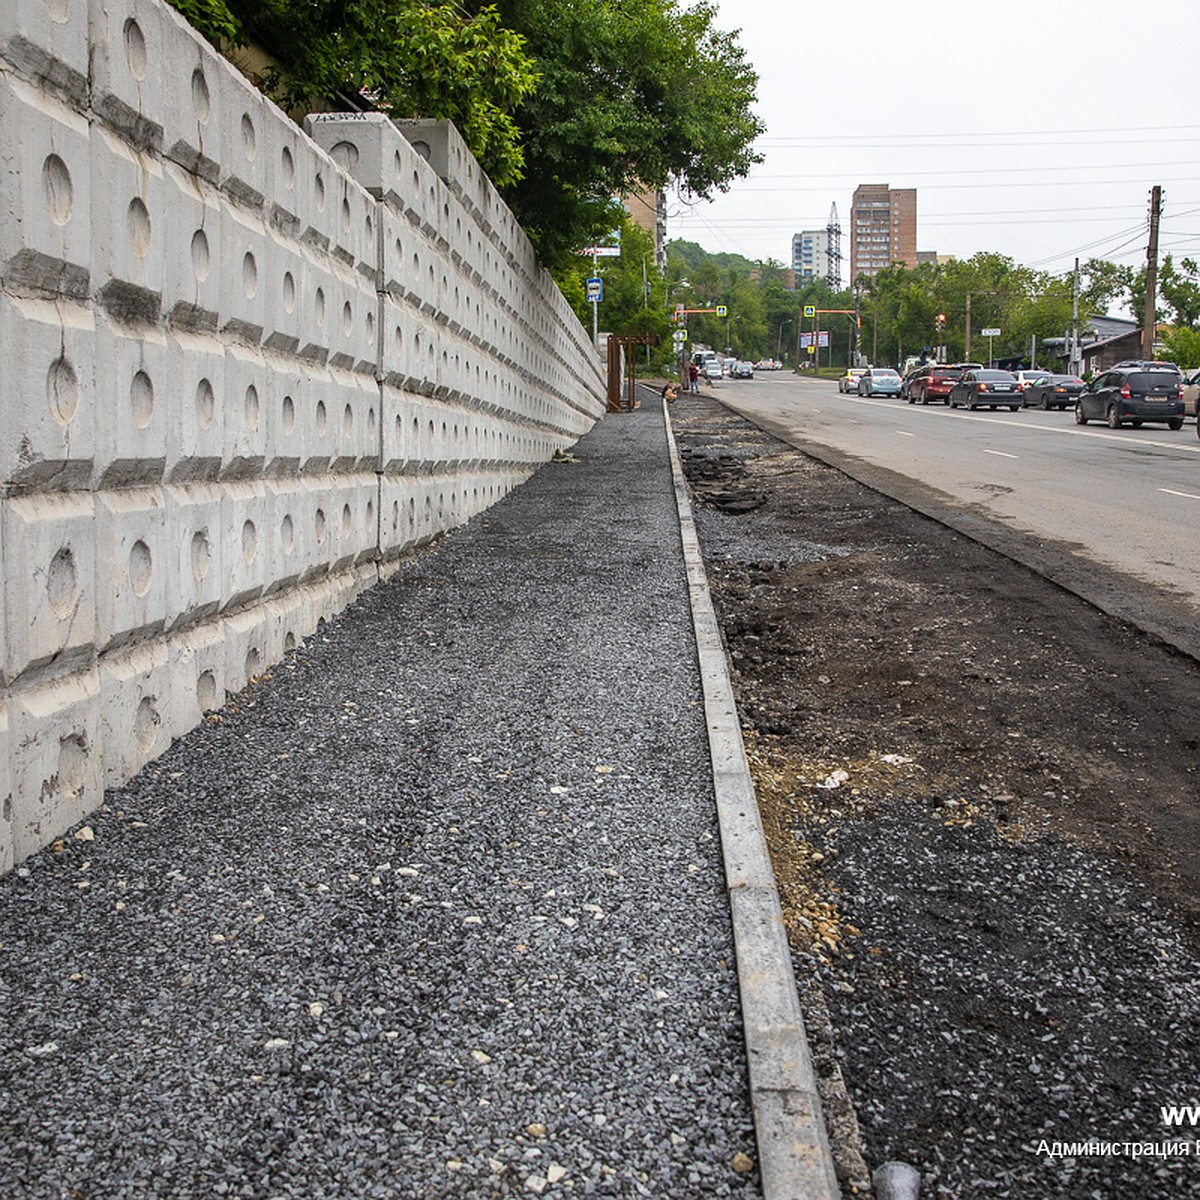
[895, 430, 915, 437]
[983, 449, 1019, 459]
[1160, 488, 1200, 501]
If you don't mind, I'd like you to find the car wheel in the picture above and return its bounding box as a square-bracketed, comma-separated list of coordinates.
[1041, 396, 1051, 410]
[1107, 404, 1122, 429]
[1168, 417, 1183, 430]
[1009, 405, 1019, 412]
[966, 398, 977, 411]
[1075, 402, 1087, 425]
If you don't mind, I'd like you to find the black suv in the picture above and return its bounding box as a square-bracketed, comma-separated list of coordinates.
[1074, 361, 1184, 430]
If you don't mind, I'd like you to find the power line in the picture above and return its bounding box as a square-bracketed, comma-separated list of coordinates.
[757, 123, 1200, 143]
[741, 161, 1200, 182]
[728, 178, 1200, 193]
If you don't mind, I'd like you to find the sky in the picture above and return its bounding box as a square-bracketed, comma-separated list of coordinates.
[669, 0, 1200, 287]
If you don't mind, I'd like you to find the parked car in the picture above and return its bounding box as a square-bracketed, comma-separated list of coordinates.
[733, 360, 754, 379]
[905, 364, 964, 406]
[838, 367, 867, 393]
[857, 367, 903, 397]
[948, 369, 1021, 410]
[1074, 363, 1184, 429]
[1182, 368, 1200, 417]
[1023, 374, 1086, 410]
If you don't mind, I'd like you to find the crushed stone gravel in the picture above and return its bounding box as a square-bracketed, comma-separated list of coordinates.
[0, 405, 761, 1200]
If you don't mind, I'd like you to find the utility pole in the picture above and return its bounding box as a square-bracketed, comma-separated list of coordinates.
[964, 292, 972, 362]
[1070, 258, 1080, 376]
[1143, 185, 1162, 358]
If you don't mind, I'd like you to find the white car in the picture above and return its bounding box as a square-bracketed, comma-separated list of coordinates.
[838, 368, 867, 393]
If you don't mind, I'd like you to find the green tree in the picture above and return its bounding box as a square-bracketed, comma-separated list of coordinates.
[169, 0, 538, 187]
[1160, 326, 1200, 370]
[484, 0, 763, 267]
[561, 217, 669, 348]
[1159, 256, 1200, 327]
[1080, 258, 1136, 318]
[171, 0, 762, 266]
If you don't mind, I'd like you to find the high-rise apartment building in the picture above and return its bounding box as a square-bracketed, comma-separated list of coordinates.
[792, 229, 831, 283]
[849, 184, 917, 281]
[623, 188, 667, 269]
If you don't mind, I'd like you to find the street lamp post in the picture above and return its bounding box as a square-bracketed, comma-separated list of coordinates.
[776, 319, 793, 364]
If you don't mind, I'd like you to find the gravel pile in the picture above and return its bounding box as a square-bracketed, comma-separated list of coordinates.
[0, 405, 760, 1199]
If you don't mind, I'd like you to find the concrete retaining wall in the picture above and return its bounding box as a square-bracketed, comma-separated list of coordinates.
[0, 0, 606, 871]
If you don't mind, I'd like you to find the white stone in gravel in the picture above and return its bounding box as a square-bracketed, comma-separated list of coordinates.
[74, 826, 94, 841]
[547, 1164, 568, 1184]
[25, 1042, 59, 1058]
[524, 1176, 547, 1194]
[471, 1050, 492, 1064]
[264, 1038, 290, 1050]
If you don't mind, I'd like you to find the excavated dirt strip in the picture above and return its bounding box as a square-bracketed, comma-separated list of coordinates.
[671, 391, 1200, 1200]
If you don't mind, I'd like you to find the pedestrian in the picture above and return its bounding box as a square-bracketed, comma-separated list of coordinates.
[688, 362, 699, 393]
[661, 382, 677, 404]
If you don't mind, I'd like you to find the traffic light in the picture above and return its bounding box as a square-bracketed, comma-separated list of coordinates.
[936, 312, 946, 331]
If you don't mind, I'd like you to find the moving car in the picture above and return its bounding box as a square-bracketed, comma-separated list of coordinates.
[838, 367, 867, 393]
[1012, 369, 1049, 395]
[702, 360, 723, 381]
[1023, 374, 1085, 410]
[905, 364, 963, 405]
[733, 360, 754, 379]
[948, 369, 1021, 410]
[1074, 363, 1183, 429]
[857, 367, 903, 397]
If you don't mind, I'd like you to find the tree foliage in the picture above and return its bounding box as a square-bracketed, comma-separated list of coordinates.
[169, 0, 540, 187]
[168, 0, 763, 263]
[467, 0, 762, 267]
[560, 217, 671, 349]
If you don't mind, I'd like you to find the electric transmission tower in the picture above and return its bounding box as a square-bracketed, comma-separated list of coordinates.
[825, 202, 842, 291]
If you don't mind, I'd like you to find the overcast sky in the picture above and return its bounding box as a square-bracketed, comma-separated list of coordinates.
[670, 0, 1200, 283]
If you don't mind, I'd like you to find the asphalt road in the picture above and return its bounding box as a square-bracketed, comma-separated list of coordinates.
[710, 372, 1200, 621]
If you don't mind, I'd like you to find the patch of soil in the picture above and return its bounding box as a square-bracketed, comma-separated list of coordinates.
[671, 394, 1200, 1199]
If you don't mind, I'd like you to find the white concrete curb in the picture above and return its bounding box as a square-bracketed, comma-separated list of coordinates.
[660, 397, 841, 1199]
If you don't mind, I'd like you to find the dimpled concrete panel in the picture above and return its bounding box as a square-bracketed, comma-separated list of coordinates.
[0, 0, 604, 869]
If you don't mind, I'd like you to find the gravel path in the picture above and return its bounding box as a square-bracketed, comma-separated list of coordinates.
[0, 405, 761, 1199]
